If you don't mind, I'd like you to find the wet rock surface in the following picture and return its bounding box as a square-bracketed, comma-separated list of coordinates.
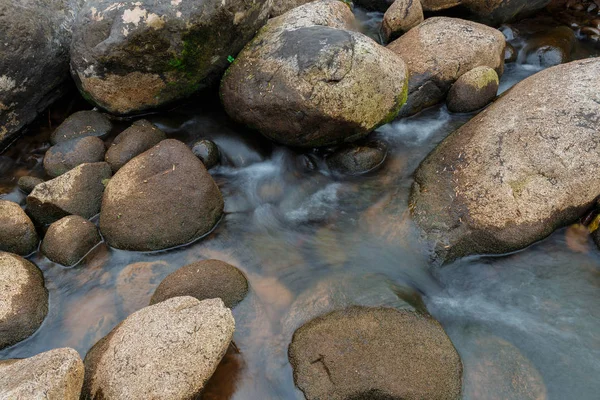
[50, 110, 112, 145]
[0, 252, 48, 350]
[0, 200, 39, 256]
[221, 1, 408, 148]
[191, 139, 220, 169]
[0, 348, 84, 400]
[41, 215, 102, 266]
[326, 141, 387, 175]
[388, 17, 505, 116]
[70, 0, 271, 115]
[520, 26, 576, 66]
[150, 259, 249, 308]
[105, 119, 166, 172]
[288, 306, 463, 400]
[27, 162, 112, 225]
[420, 0, 552, 24]
[446, 66, 499, 113]
[410, 58, 600, 262]
[100, 139, 223, 251]
[44, 136, 106, 178]
[81, 297, 235, 400]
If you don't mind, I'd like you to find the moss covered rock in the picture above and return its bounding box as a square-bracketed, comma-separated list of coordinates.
[70, 0, 271, 115]
[446, 66, 499, 113]
[221, 1, 408, 148]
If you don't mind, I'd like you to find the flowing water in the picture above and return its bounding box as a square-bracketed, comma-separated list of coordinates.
[1, 12, 600, 400]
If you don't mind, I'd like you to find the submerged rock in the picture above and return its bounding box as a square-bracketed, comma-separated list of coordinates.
[44, 136, 106, 177]
[0, 252, 48, 350]
[382, 0, 424, 42]
[387, 17, 505, 116]
[410, 58, 600, 262]
[0, 200, 39, 256]
[326, 141, 387, 175]
[17, 176, 44, 194]
[27, 162, 112, 225]
[0, 348, 84, 400]
[288, 306, 462, 400]
[100, 139, 223, 251]
[221, 1, 408, 148]
[41, 215, 101, 266]
[191, 139, 220, 169]
[520, 26, 576, 67]
[150, 259, 248, 308]
[70, 0, 271, 115]
[81, 297, 235, 399]
[420, 0, 552, 25]
[446, 66, 499, 113]
[105, 119, 166, 172]
[50, 110, 112, 145]
[0, 0, 79, 146]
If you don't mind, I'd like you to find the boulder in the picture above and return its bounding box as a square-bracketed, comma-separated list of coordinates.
[41, 215, 102, 266]
[221, 1, 408, 148]
[288, 306, 462, 400]
[0, 252, 48, 350]
[387, 17, 505, 116]
[81, 297, 235, 399]
[105, 119, 166, 172]
[446, 66, 499, 113]
[410, 58, 600, 262]
[0, 200, 39, 256]
[44, 136, 106, 177]
[27, 162, 112, 225]
[271, 0, 317, 17]
[354, 0, 395, 12]
[17, 176, 44, 194]
[100, 139, 223, 251]
[70, 0, 271, 115]
[0, 0, 79, 146]
[191, 139, 220, 169]
[420, 0, 552, 24]
[50, 110, 112, 145]
[382, 0, 424, 42]
[326, 141, 387, 175]
[0, 348, 84, 400]
[150, 260, 248, 308]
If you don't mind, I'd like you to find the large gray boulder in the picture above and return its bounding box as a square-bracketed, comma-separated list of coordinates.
[288, 306, 463, 400]
[27, 162, 112, 225]
[70, 0, 271, 115]
[0, 252, 48, 350]
[221, 0, 409, 148]
[100, 139, 223, 251]
[410, 58, 600, 262]
[81, 297, 235, 399]
[387, 17, 505, 116]
[420, 0, 551, 24]
[0, 348, 84, 400]
[0, 0, 80, 147]
[0, 200, 39, 256]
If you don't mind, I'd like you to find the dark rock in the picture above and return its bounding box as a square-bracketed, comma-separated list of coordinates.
[420, 0, 551, 25]
[50, 110, 112, 145]
[446, 66, 499, 113]
[354, 0, 395, 12]
[0, 0, 80, 147]
[70, 0, 271, 115]
[382, 0, 424, 43]
[410, 58, 600, 262]
[41, 215, 101, 266]
[326, 141, 387, 175]
[44, 136, 106, 178]
[17, 176, 44, 194]
[100, 139, 224, 251]
[191, 139, 220, 169]
[27, 162, 112, 225]
[150, 259, 248, 308]
[521, 26, 576, 67]
[288, 306, 463, 400]
[105, 119, 166, 172]
[0, 200, 39, 256]
[505, 42, 517, 63]
[0, 252, 48, 350]
[221, 1, 408, 148]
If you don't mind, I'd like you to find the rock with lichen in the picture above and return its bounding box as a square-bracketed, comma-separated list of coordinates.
[446, 66, 499, 113]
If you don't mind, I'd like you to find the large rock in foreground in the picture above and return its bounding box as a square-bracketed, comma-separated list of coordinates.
[82, 297, 234, 399]
[288, 306, 462, 400]
[70, 0, 271, 115]
[0, 0, 78, 146]
[410, 58, 600, 262]
[420, 0, 551, 25]
[0, 348, 84, 400]
[0, 252, 48, 350]
[388, 17, 505, 116]
[100, 139, 223, 251]
[0, 200, 38, 256]
[221, 0, 409, 148]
